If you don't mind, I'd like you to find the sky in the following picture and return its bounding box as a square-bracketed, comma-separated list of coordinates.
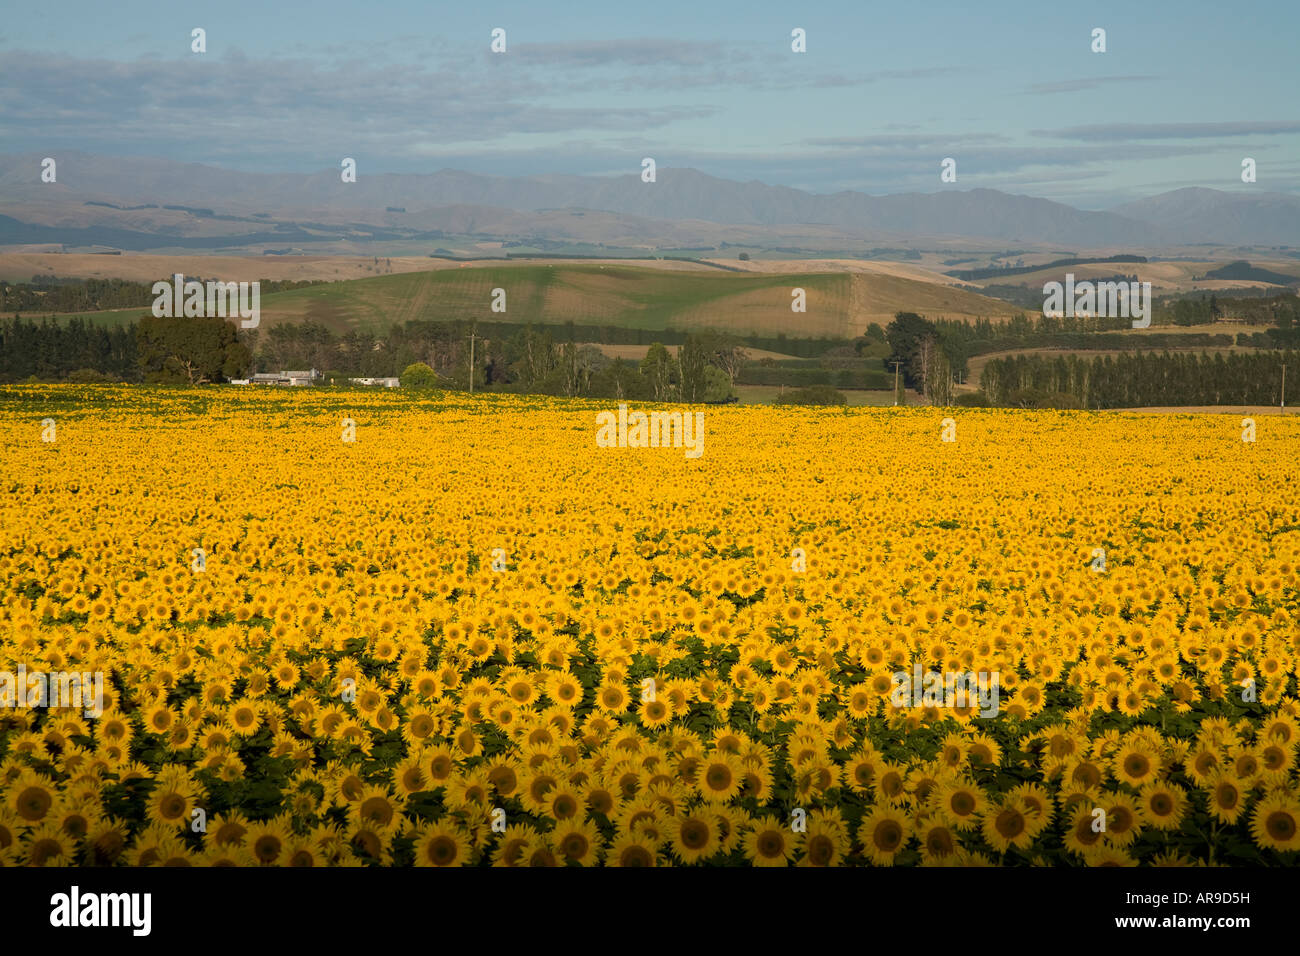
[2, 0, 1298, 207]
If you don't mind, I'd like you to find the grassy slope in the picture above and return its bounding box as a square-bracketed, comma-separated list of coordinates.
[40, 262, 1020, 338]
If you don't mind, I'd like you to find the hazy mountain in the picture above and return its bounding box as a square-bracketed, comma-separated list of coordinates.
[1111, 187, 1300, 246]
[1, 153, 1296, 248]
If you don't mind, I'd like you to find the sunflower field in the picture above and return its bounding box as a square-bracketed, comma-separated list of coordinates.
[2, 384, 1299, 867]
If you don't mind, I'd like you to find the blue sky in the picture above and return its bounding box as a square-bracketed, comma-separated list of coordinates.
[2, 0, 1297, 206]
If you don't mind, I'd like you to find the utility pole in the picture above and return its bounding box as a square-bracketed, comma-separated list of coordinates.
[1282, 363, 1287, 415]
[468, 330, 476, 394]
[890, 361, 903, 406]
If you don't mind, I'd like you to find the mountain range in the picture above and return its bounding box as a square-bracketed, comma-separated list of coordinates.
[2, 153, 1298, 251]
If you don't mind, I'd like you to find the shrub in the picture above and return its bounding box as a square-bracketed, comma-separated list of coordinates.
[399, 362, 440, 389]
[774, 385, 847, 406]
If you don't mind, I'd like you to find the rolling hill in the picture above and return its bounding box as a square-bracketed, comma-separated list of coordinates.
[37, 261, 1021, 338]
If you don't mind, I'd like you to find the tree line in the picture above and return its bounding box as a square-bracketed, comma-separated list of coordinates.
[0, 317, 138, 382]
[398, 326, 743, 402]
[981, 350, 1300, 409]
[0, 277, 324, 315]
[884, 295, 1300, 406]
[0, 314, 750, 401]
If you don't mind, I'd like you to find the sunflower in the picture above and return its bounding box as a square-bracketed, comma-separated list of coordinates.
[391, 755, 430, 797]
[1083, 845, 1138, 867]
[351, 786, 404, 832]
[423, 746, 457, 789]
[412, 821, 472, 867]
[206, 811, 251, 848]
[966, 734, 1002, 768]
[639, 696, 672, 729]
[1137, 781, 1187, 830]
[1009, 783, 1055, 837]
[226, 700, 261, 736]
[0, 809, 20, 853]
[664, 811, 720, 864]
[490, 823, 536, 867]
[845, 682, 876, 719]
[154, 836, 199, 867]
[1250, 792, 1300, 853]
[934, 780, 985, 830]
[1258, 739, 1296, 779]
[797, 815, 847, 868]
[245, 818, 294, 866]
[1098, 793, 1141, 847]
[1064, 757, 1106, 792]
[125, 825, 175, 867]
[95, 711, 133, 746]
[845, 748, 880, 794]
[553, 819, 603, 866]
[1063, 804, 1107, 857]
[84, 818, 130, 866]
[937, 733, 967, 769]
[1261, 714, 1299, 747]
[744, 815, 794, 867]
[201, 845, 256, 867]
[738, 763, 773, 802]
[595, 682, 630, 714]
[1112, 741, 1158, 788]
[347, 821, 394, 865]
[520, 766, 561, 813]
[284, 840, 326, 867]
[1205, 771, 1249, 825]
[543, 785, 583, 822]
[582, 782, 618, 820]
[697, 753, 742, 802]
[917, 817, 960, 865]
[452, 724, 481, 758]
[1184, 745, 1221, 785]
[400, 708, 439, 748]
[547, 673, 584, 708]
[857, 805, 910, 865]
[1227, 747, 1264, 788]
[23, 824, 75, 866]
[8, 770, 56, 824]
[608, 833, 659, 867]
[981, 797, 1034, 854]
[148, 769, 198, 826]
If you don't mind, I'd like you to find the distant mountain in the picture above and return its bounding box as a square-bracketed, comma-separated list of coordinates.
[1, 153, 1296, 248]
[1111, 187, 1300, 246]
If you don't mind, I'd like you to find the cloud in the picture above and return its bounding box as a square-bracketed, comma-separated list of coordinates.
[804, 132, 1011, 150]
[0, 51, 720, 160]
[0, 42, 969, 174]
[1035, 121, 1300, 140]
[1023, 75, 1157, 94]
[509, 38, 725, 68]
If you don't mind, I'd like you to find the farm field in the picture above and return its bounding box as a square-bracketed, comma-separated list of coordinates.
[2, 386, 1299, 866]
[29, 260, 1020, 339]
[964, 260, 1300, 294]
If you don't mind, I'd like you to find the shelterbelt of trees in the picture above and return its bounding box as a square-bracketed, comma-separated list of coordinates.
[0, 276, 324, 314]
[0, 314, 750, 402]
[980, 351, 1299, 409]
[882, 298, 1300, 408]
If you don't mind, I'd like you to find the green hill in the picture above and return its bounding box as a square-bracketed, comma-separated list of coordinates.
[40, 262, 1019, 339]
